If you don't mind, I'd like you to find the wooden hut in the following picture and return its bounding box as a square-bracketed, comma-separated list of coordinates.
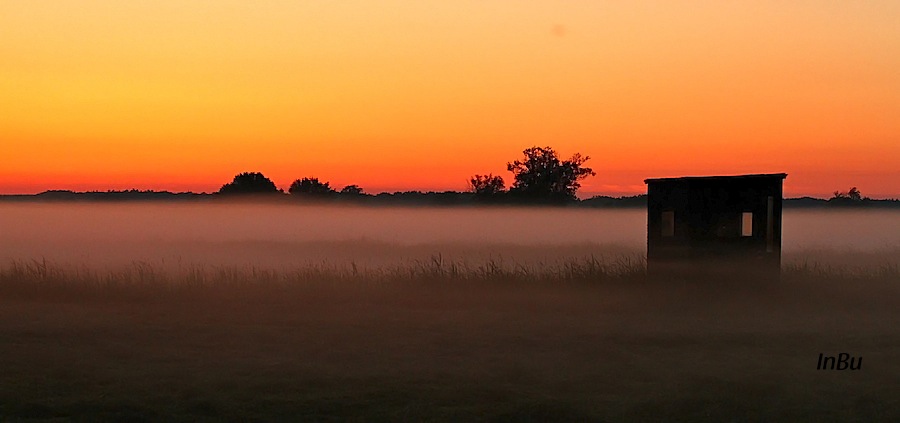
[644, 173, 787, 279]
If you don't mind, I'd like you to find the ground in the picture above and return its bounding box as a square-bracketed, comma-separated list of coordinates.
[1, 272, 898, 422]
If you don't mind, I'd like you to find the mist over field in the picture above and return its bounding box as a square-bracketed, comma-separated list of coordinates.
[1, 203, 898, 270]
[2, 203, 899, 421]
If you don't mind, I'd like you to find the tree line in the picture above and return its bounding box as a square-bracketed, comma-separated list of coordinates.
[3, 145, 890, 207]
[219, 146, 595, 204]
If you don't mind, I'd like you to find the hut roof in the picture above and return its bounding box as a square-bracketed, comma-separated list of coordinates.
[644, 173, 787, 185]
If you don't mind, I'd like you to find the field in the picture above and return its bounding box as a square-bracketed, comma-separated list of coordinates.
[1, 249, 899, 422]
[1, 204, 898, 421]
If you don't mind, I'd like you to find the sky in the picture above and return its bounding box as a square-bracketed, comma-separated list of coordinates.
[1, 1, 898, 198]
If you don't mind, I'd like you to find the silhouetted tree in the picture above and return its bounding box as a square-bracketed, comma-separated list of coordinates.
[830, 187, 865, 204]
[340, 184, 365, 195]
[468, 174, 505, 196]
[218, 172, 280, 195]
[506, 146, 594, 203]
[847, 187, 862, 201]
[289, 177, 335, 196]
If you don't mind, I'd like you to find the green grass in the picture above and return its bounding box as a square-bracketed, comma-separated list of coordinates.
[1, 255, 898, 422]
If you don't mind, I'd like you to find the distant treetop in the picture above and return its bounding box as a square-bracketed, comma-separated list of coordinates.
[289, 177, 336, 196]
[468, 174, 505, 197]
[340, 184, 365, 195]
[506, 146, 595, 203]
[831, 187, 864, 201]
[218, 172, 280, 195]
[465, 146, 595, 204]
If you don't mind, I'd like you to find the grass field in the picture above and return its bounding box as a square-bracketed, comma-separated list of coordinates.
[1, 252, 898, 422]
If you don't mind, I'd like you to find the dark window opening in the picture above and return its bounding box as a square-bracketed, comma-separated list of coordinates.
[661, 211, 674, 237]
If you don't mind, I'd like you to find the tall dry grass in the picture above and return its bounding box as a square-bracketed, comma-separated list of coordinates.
[0, 255, 644, 298]
[1, 250, 897, 302]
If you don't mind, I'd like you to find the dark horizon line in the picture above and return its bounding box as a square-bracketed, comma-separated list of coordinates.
[0, 189, 898, 206]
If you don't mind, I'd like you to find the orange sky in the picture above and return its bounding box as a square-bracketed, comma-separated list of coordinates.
[2, 1, 898, 198]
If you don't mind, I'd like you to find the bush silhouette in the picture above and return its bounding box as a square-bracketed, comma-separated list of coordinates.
[829, 187, 867, 206]
[469, 174, 506, 200]
[340, 185, 365, 195]
[289, 178, 336, 196]
[218, 172, 280, 195]
[831, 187, 863, 201]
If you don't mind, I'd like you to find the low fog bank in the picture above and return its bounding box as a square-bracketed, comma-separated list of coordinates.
[1, 203, 897, 269]
[0, 203, 644, 268]
[0, 203, 645, 245]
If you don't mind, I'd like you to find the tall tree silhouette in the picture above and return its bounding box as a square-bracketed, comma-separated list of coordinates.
[506, 146, 594, 203]
[218, 172, 280, 195]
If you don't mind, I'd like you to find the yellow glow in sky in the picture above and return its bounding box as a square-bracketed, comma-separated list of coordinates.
[2, 1, 899, 197]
